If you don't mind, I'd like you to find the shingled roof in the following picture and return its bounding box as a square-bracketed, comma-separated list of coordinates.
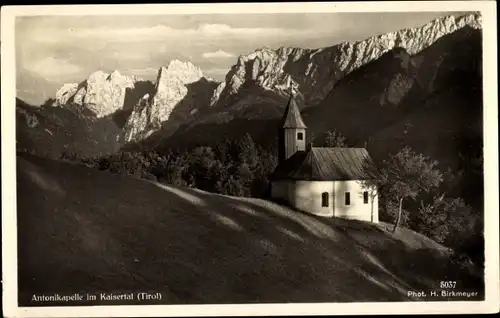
[271, 147, 378, 181]
[280, 94, 307, 129]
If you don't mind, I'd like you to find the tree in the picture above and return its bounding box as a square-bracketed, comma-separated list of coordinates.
[416, 194, 483, 267]
[236, 133, 259, 166]
[364, 147, 443, 233]
[249, 147, 278, 198]
[416, 193, 449, 242]
[186, 146, 217, 191]
[165, 155, 188, 187]
[324, 130, 347, 147]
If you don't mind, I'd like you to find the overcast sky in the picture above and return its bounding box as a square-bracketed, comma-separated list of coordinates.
[16, 11, 468, 104]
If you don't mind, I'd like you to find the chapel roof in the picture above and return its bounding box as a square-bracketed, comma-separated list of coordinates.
[280, 94, 307, 129]
[271, 147, 378, 181]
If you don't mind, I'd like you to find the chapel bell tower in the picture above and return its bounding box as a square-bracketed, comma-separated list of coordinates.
[278, 84, 307, 164]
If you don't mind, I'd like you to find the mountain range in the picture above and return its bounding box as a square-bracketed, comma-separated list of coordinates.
[16, 13, 483, 203]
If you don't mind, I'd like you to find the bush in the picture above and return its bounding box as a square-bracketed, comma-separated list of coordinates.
[323, 130, 347, 147]
[414, 195, 483, 266]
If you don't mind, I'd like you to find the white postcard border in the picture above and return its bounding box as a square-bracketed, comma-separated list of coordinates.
[2, 1, 498, 317]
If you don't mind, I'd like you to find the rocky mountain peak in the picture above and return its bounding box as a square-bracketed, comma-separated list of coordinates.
[157, 60, 204, 83]
[122, 61, 213, 143]
[107, 69, 123, 80]
[244, 47, 278, 61]
[54, 83, 79, 106]
[153, 60, 204, 98]
[53, 70, 136, 118]
[87, 70, 108, 82]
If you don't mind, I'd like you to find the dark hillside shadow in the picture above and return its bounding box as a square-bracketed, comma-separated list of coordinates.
[156, 119, 279, 153]
[362, 28, 483, 206]
[168, 78, 219, 122]
[300, 46, 422, 148]
[301, 27, 482, 152]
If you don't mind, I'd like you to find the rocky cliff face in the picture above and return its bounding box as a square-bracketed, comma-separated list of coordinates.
[122, 60, 216, 142]
[54, 70, 137, 118]
[150, 60, 204, 123]
[55, 83, 79, 106]
[210, 13, 482, 108]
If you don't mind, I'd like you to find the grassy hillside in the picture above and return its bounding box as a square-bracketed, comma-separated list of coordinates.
[17, 153, 483, 306]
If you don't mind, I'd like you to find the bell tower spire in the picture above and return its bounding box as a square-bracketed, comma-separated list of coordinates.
[278, 79, 307, 164]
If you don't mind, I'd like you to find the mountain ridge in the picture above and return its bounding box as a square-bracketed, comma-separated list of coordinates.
[18, 13, 482, 168]
[43, 13, 481, 145]
[209, 12, 481, 109]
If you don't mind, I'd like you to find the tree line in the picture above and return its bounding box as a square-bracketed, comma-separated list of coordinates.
[61, 133, 277, 199]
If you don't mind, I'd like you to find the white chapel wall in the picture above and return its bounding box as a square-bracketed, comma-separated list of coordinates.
[289, 181, 335, 217]
[333, 180, 379, 223]
[271, 179, 379, 222]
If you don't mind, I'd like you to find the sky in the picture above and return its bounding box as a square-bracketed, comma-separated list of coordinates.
[16, 11, 468, 105]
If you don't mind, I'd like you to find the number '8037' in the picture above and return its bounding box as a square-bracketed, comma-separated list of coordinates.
[440, 281, 457, 288]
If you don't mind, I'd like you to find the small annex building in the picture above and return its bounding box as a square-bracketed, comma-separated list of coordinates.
[270, 91, 379, 223]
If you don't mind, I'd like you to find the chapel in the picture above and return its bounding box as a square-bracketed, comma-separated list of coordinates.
[269, 90, 379, 222]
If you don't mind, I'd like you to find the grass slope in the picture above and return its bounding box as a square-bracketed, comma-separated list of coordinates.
[17, 154, 484, 306]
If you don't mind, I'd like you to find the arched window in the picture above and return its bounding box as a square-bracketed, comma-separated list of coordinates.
[297, 132, 303, 140]
[321, 192, 329, 207]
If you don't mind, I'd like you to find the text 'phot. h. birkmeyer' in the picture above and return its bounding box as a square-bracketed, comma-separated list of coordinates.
[1, 1, 499, 317]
